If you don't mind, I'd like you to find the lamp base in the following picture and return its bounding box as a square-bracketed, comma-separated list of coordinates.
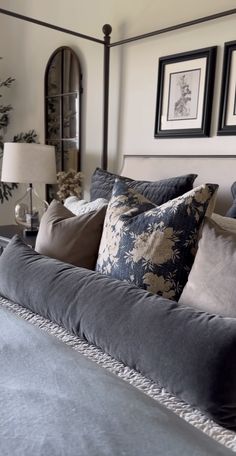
[15, 185, 48, 234]
[24, 228, 38, 236]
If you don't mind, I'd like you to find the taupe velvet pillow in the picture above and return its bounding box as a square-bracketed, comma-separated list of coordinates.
[179, 217, 236, 317]
[35, 200, 107, 270]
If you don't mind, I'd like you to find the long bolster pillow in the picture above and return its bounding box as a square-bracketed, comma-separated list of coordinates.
[0, 235, 236, 429]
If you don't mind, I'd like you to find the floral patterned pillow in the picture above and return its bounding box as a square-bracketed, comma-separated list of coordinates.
[96, 179, 218, 301]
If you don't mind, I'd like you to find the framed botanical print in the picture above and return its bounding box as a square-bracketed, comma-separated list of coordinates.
[154, 47, 217, 138]
[218, 41, 236, 135]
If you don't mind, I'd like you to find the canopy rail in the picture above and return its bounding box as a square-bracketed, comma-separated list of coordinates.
[0, 7, 104, 44]
[109, 8, 236, 47]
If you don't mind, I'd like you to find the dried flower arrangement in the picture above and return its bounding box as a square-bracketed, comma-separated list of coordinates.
[57, 169, 83, 201]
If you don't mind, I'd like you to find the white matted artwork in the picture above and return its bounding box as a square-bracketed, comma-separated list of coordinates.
[155, 47, 217, 138]
[167, 68, 201, 122]
[226, 50, 236, 125]
[218, 40, 236, 135]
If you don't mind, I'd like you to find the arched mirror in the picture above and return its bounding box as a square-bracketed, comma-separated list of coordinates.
[45, 46, 82, 200]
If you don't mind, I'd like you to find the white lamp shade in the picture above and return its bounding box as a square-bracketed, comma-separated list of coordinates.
[1, 143, 57, 184]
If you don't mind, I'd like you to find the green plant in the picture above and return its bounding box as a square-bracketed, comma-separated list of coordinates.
[0, 60, 38, 203]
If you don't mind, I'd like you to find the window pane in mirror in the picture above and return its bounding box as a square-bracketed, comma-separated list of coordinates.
[47, 183, 58, 202]
[47, 51, 62, 96]
[47, 140, 63, 171]
[46, 97, 61, 140]
[63, 94, 79, 139]
[63, 140, 79, 172]
[63, 50, 80, 93]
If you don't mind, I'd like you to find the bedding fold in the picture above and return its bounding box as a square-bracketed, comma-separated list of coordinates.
[0, 235, 236, 430]
[0, 304, 232, 456]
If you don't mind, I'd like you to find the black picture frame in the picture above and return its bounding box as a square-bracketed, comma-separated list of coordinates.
[218, 41, 236, 135]
[154, 47, 217, 138]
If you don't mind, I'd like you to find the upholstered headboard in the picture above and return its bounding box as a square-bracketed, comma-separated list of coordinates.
[121, 155, 236, 215]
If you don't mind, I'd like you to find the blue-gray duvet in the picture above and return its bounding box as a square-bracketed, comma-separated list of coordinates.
[0, 305, 233, 456]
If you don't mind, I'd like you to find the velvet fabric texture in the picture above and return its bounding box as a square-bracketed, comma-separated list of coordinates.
[0, 305, 232, 456]
[90, 167, 197, 205]
[226, 182, 236, 218]
[179, 217, 236, 317]
[96, 180, 218, 300]
[35, 199, 106, 269]
[1, 236, 236, 430]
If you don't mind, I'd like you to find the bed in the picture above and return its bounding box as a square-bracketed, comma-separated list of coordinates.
[0, 160, 236, 454]
[0, 295, 235, 456]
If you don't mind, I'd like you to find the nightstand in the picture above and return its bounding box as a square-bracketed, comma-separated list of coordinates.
[0, 225, 37, 255]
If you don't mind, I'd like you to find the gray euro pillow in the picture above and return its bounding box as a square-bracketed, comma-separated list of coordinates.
[211, 212, 236, 233]
[1, 235, 236, 430]
[179, 217, 236, 317]
[90, 167, 197, 205]
[226, 181, 236, 218]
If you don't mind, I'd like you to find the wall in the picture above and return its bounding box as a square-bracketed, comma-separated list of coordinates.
[118, 14, 236, 169]
[0, 0, 121, 223]
[0, 0, 235, 223]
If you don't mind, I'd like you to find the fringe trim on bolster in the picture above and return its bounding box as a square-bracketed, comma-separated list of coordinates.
[0, 296, 235, 451]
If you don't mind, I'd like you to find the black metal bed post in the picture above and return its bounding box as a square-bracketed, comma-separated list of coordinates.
[102, 24, 112, 170]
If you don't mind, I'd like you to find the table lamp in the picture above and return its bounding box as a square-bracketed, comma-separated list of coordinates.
[1, 142, 57, 235]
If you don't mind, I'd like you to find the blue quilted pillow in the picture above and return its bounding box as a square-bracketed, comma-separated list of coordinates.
[90, 167, 197, 205]
[96, 180, 218, 301]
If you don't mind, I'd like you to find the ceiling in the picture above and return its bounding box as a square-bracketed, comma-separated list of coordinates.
[0, 0, 235, 41]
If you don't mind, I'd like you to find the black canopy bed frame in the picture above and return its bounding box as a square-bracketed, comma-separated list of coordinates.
[0, 6, 236, 171]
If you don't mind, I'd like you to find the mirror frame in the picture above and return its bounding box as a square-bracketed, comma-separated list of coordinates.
[44, 46, 82, 200]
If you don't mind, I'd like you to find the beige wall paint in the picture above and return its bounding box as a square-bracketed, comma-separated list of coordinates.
[0, 0, 235, 223]
[0, 0, 117, 223]
[119, 15, 236, 165]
